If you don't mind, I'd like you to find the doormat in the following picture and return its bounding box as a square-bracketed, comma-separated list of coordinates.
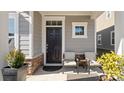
[43, 66, 62, 72]
[67, 74, 99, 81]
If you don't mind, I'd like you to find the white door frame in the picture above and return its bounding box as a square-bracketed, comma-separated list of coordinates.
[42, 16, 65, 66]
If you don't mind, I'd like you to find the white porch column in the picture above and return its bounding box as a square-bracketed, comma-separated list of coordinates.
[0, 12, 8, 68]
[115, 12, 124, 55]
[29, 11, 34, 58]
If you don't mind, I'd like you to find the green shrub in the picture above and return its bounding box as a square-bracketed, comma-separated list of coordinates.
[97, 51, 124, 80]
[6, 49, 25, 69]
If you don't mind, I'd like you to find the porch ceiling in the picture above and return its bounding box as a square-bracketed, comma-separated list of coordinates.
[40, 11, 103, 19]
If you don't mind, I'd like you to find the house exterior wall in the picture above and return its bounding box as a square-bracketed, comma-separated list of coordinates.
[97, 25, 114, 51]
[17, 11, 43, 74]
[26, 12, 43, 74]
[115, 12, 124, 55]
[18, 13, 96, 57]
[19, 12, 30, 57]
[17, 12, 96, 73]
[0, 12, 8, 69]
[33, 11, 42, 57]
[96, 11, 114, 32]
[65, 16, 95, 53]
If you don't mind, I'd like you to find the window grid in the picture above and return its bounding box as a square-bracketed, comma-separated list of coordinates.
[111, 31, 115, 45]
[97, 34, 102, 45]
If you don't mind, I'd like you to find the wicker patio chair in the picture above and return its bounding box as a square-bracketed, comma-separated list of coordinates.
[84, 52, 99, 74]
[63, 52, 77, 73]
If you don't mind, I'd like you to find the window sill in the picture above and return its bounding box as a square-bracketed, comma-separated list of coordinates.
[72, 35, 88, 38]
[111, 44, 115, 46]
[97, 44, 102, 45]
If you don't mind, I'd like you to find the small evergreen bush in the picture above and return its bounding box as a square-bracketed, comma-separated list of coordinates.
[6, 49, 25, 69]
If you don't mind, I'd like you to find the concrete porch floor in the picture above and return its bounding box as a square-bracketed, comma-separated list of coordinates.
[26, 66, 103, 81]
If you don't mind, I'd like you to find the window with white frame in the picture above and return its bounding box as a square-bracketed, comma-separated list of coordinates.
[97, 34, 102, 45]
[8, 13, 17, 50]
[72, 22, 88, 38]
[111, 31, 115, 45]
[46, 21, 62, 26]
[9, 18, 15, 37]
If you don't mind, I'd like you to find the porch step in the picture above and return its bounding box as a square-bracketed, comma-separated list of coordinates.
[67, 73, 99, 81]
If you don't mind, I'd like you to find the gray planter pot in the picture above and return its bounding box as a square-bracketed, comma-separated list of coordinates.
[2, 64, 27, 81]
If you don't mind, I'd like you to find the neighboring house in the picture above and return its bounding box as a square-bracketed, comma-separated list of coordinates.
[97, 25, 115, 51]
[115, 12, 124, 55]
[5, 11, 102, 74]
[96, 11, 115, 55]
[0, 12, 8, 68]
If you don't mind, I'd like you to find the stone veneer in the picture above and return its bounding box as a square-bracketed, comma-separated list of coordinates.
[26, 54, 44, 75]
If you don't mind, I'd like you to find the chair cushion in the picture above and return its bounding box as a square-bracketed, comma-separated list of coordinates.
[85, 52, 96, 60]
[64, 52, 75, 60]
[64, 61, 76, 66]
[90, 60, 101, 66]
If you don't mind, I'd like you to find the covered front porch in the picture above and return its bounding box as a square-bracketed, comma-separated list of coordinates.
[14, 11, 102, 75]
[26, 65, 103, 81]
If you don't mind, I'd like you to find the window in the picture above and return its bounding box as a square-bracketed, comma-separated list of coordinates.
[106, 11, 112, 19]
[46, 21, 62, 26]
[72, 22, 88, 38]
[8, 18, 15, 37]
[111, 31, 115, 45]
[97, 34, 102, 45]
[8, 13, 17, 50]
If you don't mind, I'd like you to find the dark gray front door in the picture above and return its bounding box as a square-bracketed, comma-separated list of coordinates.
[46, 27, 62, 64]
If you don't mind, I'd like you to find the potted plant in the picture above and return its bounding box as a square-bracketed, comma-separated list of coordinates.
[97, 51, 124, 81]
[2, 49, 27, 81]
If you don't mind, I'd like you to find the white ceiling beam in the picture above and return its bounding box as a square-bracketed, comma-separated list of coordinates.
[40, 11, 92, 16]
[39, 11, 103, 19]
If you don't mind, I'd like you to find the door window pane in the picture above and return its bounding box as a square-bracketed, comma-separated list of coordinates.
[57, 21, 62, 25]
[46, 21, 62, 26]
[52, 21, 57, 25]
[46, 21, 51, 25]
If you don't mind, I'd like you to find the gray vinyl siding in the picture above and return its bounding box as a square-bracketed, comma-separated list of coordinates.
[33, 12, 42, 56]
[18, 13, 96, 57]
[97, 25, 114, 51]
[65, 16, 95, 53]
[19, 12, 30, 57]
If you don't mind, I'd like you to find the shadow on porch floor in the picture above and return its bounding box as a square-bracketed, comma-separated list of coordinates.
[26, 66, 103, 81]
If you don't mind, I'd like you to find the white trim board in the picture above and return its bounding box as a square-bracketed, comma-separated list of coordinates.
[95, 20, 97, 54]
[29, 11, 34, 58]
[42, 16, 65, 66]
